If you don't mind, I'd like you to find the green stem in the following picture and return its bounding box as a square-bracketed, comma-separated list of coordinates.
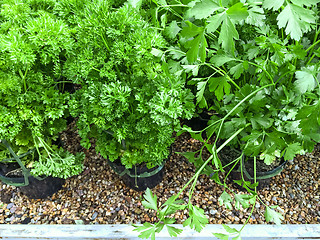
[224, 84, 274, 120]
[240, 195, 257, 232]
[254, 156, 257, 192]
[246, 61, 274, 85]
[223, 154, 242, 187]
[19, 69, 29, 92]
[159, 127, 245, 221]
[306, 50, 318, 65]
[204, 63, 241, 90]
[306, 39, 320, 53]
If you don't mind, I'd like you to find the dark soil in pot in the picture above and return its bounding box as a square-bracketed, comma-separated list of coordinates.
[0, 162, 65, 199]
[106, 158, 165, 191]
[183, 111, 212, 131]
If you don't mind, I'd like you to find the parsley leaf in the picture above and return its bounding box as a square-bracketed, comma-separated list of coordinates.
[264, 206, 284, 225]
[189, 0, 221, 19]
[277, 2, 317, 41]
[294, 67, 316, 94]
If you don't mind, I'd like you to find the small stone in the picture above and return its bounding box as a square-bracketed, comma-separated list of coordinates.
[10, 206, 17, 214]
[134, 208, 142, 215]
[209, 210, 217, 215]
[6, 203, 14, 209]
[91, 212, 98, 220]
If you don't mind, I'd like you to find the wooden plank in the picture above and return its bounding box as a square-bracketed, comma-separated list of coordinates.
[0, 224, 319, 239]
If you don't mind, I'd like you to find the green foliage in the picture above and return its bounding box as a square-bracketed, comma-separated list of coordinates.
[0, 0, 84, 179]
[213, 225, 242, 240]
[134, 0, 320, 238]
[143, 0, 320, 164]
[264, 206, 284, 225]
[64, 2, 195, 169]
[133, 188, 184, 240]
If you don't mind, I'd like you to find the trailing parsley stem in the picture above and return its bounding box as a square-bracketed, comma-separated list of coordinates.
[240, 196, 257, 232]
[159, 127, 245, 220]
[224, 84, 274, 120]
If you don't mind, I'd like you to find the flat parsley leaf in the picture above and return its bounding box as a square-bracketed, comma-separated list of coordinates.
[294, 66, 316, 94]
[277, 2, 318, 41]
[189, 0, 221, 19]
[183, 205, 208, 232]
[218, 191, 233, 210]
[284, 143, 303, 160]
[181, 21, 207, 62]
[219, 14, 239, 54]
[264, 206, 284, 225]
[234, 194, 255, 209]
[208, 76, 231, 101]
[142, 188, 158, 211]
[165, 21, 181, 39]
[263, 0, 284, 10]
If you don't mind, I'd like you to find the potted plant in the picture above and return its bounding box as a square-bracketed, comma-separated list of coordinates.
[131, 0, 320, 239]
[0, 0, 84, 199]
[61, 2, 195, 191]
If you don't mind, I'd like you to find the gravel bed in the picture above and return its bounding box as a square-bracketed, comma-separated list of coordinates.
[0, 121, 319, 225]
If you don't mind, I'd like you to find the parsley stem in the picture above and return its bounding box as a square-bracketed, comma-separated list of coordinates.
[223, 154, 242, 187]
[160, 127, 245, 219]
[240, 195, 257, 232]
[246, 61, 274, 85]
[306, 39, 320, 53]
[204, 63, 241, 90]
[224, 84, 273, 120]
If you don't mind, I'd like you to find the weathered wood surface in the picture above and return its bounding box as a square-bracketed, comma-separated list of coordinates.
[0, 224, 319, 239]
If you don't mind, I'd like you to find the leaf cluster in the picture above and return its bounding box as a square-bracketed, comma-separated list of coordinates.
[63, 2, 195, 168]
[0, 0, 84, 178]
[133, 0, 320, 238]
[142, 0, 320, 163]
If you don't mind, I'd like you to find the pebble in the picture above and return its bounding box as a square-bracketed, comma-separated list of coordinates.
[0, 129, 319, 226]
[6, 203, 14, 209]
[209, 210, 217, 215]
[91, 212, 98, 220]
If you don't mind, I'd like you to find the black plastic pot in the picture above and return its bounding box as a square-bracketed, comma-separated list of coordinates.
[0, 162, 65, 199]
[19, 175, 64, 199]
[231, 155, 287, 190]
[107, 158, 166, 191]
[217, 147, 287, 190]
[0, 139, 65, 199]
